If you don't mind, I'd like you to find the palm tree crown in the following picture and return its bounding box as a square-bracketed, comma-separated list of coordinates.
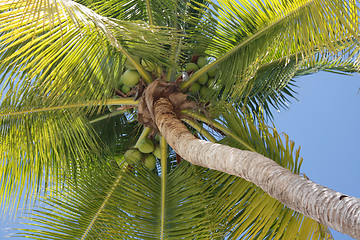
[1, 0, 360, 239]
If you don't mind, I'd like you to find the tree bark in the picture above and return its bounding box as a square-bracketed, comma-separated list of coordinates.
[154, 97, 360, 240]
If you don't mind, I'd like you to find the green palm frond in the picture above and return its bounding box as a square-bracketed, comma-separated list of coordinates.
[84, 0, 176, 25]
[90, 113, 140, 153]
[0, 90, 141, 212]
[2, 0, 359, 239]
[0, 108, 105, 213]
[295, 59, 359, 77]
[185, 0, 360, 103]
[0, 0, 178, 106]
[15, 161, 221, 239]
[202, 55, 359, 120]
[226, 59, 301, 118]
[78, 0, 217, 72]
[83, 0, 213, 31]
[246, 52, 360, 115]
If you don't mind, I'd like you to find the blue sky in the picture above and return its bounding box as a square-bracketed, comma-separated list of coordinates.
[272, 71, 360, 240]
[1, 71, 359, 239]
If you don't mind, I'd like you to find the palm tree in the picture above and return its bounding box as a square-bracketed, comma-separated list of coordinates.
[1, 0, 360, 239]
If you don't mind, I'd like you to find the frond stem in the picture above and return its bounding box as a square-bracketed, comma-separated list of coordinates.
[89, 110, 127, 124]
[145, 0, 154, 25]
[135, 127, 152, 148]
[182, 110, 256, 152]
[182, 118, 216, 143]
[166, 3, 181, 82]
[80, 171, 124, 240]
[121, 50, 153, 84]
[0, 98, 138, 117]
[160, 136, 167, 239]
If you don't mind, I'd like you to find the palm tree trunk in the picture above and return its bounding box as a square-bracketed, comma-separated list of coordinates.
[154, 97, 360, 239]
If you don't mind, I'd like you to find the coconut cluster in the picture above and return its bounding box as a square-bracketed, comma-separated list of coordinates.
[123, 134, 162, 171]
[181, 56, 218, 99]
[108, 56, 156, 112]
[118, 56, 152, 94]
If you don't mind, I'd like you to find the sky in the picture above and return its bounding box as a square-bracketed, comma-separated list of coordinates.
[1, 72, 359, 239]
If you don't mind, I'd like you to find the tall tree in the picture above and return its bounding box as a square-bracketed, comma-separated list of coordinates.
[1, 0, 360, 239]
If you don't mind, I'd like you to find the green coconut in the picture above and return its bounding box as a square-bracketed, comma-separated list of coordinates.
[124, 56, 141, 70]
[155, 134, 161, 142]
[121, 69, 140, 87]
[137, 138, 155, 153]
[116, 78, 123, 89]
[197, 73, 208, 85]
[199, 85, 208, 98]
[207, 65, 218, 77]
[119, 73, 125, 86]
[141, 59, 156, 72]
[124, 149, 142, 164]
[185, 63, 199, 72]
[144, 154, 157, 170]
[197, 56, 209, 68]
[189, 82, 201, 96]
[152, 145, 161, 159]
[121, 85, 131, 94]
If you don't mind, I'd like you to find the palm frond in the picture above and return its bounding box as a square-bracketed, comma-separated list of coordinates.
[84, 0, 176, 26]
[186, 0, 360, 105]
[14, 161, 222, 239]
[0, 0, 177, 107]
[246, 56, 360, 118]
[226, 59, 301, 119]
[90, 113, 140, 153]
[0, 108, 105, 214]
[202, 55, 360, 120]
[0, 87, 142, 212]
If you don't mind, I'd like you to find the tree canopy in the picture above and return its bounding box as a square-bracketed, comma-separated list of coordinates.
[1, 0, 360, 239]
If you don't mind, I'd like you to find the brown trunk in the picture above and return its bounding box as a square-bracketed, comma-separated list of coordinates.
[154, 97, 360, 240]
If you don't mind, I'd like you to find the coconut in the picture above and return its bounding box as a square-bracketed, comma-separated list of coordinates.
[137, 138, 155, 153]
[197, 73, 208, 85]
[185, 63, 199, 72]
[121, 69, 140, 87]
[141, 59, 156, 72]
[152, 145, 161, 159]
[121, 85, 131, 94]
[124, 149, 142, 164]
[189, 82, 201, 96]
[155, 134, 161, 142]
[197, 56, 209, 68]
[116, 77, 123, 89]
[199, 85, 208, 98]
[207, 65, 218, 77]
[124, 56, 141, 70]
[144, 154, 157, 170]
[119, 74, 125, 86]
